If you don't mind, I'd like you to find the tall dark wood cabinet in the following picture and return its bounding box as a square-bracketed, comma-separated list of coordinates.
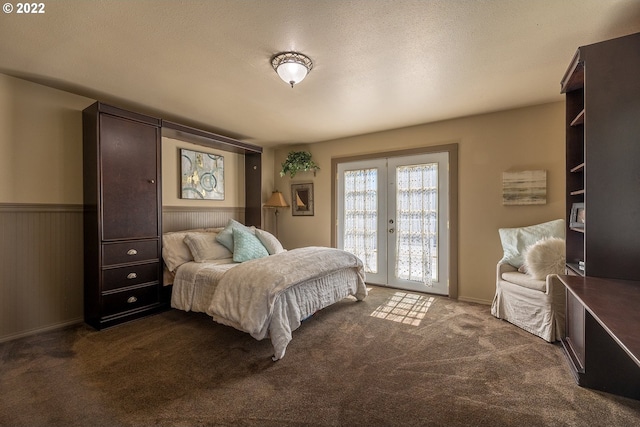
[559, 32, 640, 400]
[83, 102, 165, 329]
[562, 32, 640, 279]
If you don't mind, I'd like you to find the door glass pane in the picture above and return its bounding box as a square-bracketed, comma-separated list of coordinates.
[343, 168, 378, 274]
[395, 163, 438, 283]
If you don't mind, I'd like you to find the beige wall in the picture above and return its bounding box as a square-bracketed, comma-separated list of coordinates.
[273, 102, 566, 304]
[0, 74, 92, 341]
[0, 71, 565, 336]
[161, 136, 245, 207]
[0, 74, 93, 204]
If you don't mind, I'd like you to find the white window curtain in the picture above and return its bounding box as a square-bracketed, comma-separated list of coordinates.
[343, 168, 378, 274]
[395, 163, 438, 285]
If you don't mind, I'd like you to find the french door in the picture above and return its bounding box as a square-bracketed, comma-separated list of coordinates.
[337, 152, 449, 295]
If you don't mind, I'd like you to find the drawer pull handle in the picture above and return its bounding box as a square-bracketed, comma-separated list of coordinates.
[127, 273, 137, 279]
[127, 249, 138, 256]
[127, 296, 138, 304]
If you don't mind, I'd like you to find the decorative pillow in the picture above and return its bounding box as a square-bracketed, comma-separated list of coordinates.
[498, 219, 564, 268]
[232, 227, 269, 262]
[183, 232, 232, 262]
[523, 237, 566, 280]
[215, 219, 255, 251]
[162, 228, 207, 271]
[254, 228, 285, 255]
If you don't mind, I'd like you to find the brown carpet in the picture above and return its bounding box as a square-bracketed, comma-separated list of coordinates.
[1, 285, 640, 427]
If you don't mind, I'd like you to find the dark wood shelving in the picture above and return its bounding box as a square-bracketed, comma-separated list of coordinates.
[559, 275, 640, 399]
[570, 109, 585, 126]
[560, 32, 640, 401]
[565, 263, 585, 276]
[570, 163, 585, 173]
[561, 50, 585, 93]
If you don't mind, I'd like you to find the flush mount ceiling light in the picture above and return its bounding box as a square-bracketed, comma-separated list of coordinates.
[271, 52, 314, 88]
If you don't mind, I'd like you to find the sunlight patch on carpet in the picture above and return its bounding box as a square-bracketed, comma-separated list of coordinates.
[370, 291, 435, 326]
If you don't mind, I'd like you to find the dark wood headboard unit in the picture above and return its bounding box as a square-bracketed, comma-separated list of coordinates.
[161, 120, 263, 228]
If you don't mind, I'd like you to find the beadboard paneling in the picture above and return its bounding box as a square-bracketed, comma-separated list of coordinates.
[0, 204, 84, 342]
[162, 206, 244, 232]
[0, 204, 245, 342]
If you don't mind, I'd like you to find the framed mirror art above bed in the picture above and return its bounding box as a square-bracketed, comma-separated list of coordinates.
[291, 182, 314, 216]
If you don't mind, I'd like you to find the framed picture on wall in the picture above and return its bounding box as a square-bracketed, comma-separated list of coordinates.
[502, 170, 547, 205]
[180, 148, 224, 200]
[291, 183, 314, 216]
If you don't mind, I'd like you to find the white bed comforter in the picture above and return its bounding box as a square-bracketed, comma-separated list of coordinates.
[171, 247, 367, 360]
[209, 247, 365, 336]
[171, 247, 367, 359]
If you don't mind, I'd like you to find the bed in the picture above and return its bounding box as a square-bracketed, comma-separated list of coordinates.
[162, 219, 367, 360]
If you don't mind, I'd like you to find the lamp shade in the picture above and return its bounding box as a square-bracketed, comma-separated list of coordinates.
[264, 190, 289, 208]
[271, 52, 313, 88]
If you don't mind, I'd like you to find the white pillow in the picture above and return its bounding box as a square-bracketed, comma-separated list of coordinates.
[162, 228, 207, 272]
[498, 219, 564, 268]
[254, 229, 285, 255]
[523, 237, 566, 280]
[183, 232, 232, 262]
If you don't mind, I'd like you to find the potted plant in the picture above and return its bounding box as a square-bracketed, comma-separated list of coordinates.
[280, 151, 320, 178]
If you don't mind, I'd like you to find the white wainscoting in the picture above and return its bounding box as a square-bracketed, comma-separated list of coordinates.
[0, 204, 245, 343]
[0, 204, 84, 342]
[162, 206, 244, 232]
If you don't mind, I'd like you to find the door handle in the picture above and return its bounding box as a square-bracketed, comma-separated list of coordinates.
[389, 228, 395, 234]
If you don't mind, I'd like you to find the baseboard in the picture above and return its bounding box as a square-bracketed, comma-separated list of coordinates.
[0, 318, 83, 344]
[458, 296, 492, 305]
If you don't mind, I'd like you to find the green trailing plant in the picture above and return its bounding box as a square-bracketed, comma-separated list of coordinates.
[280, 151, 320, 178]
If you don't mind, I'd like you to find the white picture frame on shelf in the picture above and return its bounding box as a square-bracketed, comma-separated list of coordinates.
[570, 202, 585, 229]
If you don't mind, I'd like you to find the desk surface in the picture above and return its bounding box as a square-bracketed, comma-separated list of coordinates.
[559, 275, 640, 367]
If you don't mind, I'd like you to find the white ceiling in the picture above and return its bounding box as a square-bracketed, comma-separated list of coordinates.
[1, 1, 639, 147]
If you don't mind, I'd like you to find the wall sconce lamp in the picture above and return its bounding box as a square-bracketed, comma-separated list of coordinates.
[271, 52, 314, 88]
[263, 190, 289, 237]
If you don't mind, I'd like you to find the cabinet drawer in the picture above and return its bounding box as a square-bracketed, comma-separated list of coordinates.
[103, 240, 158, 265]
[103, 262, 159, 292]
[102, 285, 159, 317]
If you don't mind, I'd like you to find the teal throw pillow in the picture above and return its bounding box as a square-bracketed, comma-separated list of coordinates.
[232, 227, 269, 262]
[215, 219, 253, 251]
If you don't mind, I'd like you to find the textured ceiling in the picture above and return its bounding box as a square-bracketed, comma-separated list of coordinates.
[1, 0, 639, 147]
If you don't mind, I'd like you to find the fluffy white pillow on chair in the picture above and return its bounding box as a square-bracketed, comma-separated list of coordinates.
[523, 237, 566, 280]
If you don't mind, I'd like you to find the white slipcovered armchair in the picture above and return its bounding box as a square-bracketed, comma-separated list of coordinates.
[491, 262, 565, 342]
[490, 219, 566, 342]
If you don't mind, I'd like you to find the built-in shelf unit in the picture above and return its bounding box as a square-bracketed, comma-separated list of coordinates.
[559, 32, 640, 400]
